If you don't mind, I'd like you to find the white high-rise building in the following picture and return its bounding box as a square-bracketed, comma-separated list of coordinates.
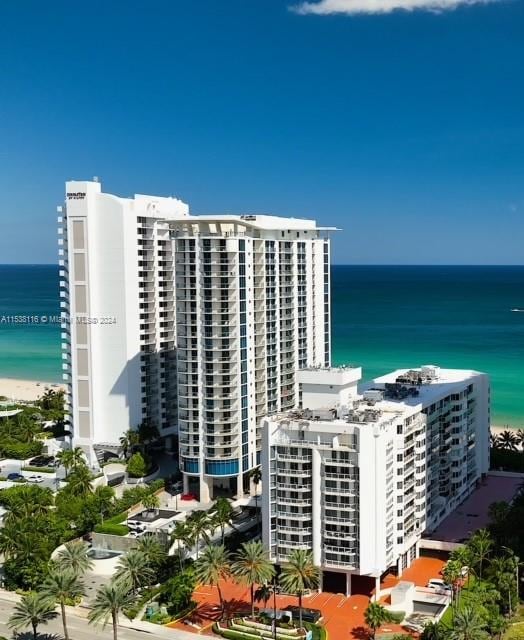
[59, 180, 334, 501]
[261, 365, 490, 596]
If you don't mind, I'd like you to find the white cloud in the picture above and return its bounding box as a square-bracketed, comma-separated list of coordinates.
[291, 0, 498, 15]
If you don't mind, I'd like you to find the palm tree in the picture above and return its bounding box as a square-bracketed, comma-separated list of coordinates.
[488, 614, 508, 640]
[211, 496, 235, 544]
[249, 466, 262, 533]
[442, 559, 462, 609]
[142, 492, 160, 514]
[450, 545, 474, 586]
[66, 463, 94, 496]
[515, 429, 524, 450]
[57, 446, 86, 477]
[135, 533, 167, 571]
[171, 521, 192, 570]
[468, 528, 493, 580]
[88, 582, 138, 640]
[448, 605, 489, 640]
[8, 591, 57, 640]
[119, 429, 140, 459]
[188, 510, 211, 559]
[56, 540, 94, 575]
[92, 485, 116, 521]
[496, 430, 519, 451]
[231, 541, 275, 618]
[114, 550, 155, 593]
[194, 544, 231, 620]
[279, 549, 319, 629]
[41, 567, 85, 640]
[364, 602, 391, 640]
[421, 621, 448, 640]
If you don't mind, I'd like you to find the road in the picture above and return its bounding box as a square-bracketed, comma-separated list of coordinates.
[0, 592, 211, 640]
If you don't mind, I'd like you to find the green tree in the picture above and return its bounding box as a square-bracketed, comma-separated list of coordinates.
[447, 605, 489, 640]
[119, 429, 140, 459]
[88, 582, 138, 640]
[142, 492, 160, 513]
[188, 510, 212, 559]
[114, 550, 155, 593]
[211, 497, 235, 544]
[41, 567, 85, 640]
[159, 568, 196, 615]
[421, 621, 448, 640]
[249, 466, 262, 533]
[364, 602, 392, 640]
[231, 541, 275, 618]
[7, 591, 57, 640]
[194, 545, 231, 620]
[56, 540, 94, 576]
[171, 521, 192, 570]
[64, 463, 94, 497]
[468, 529, 493, 580]
[56, 446, 86, 477]
[279, 549, 319, 629]
[488, 613, 508, 640]
[443, 559, 463, 609]
[135, 533, 167, 571]
[92, 485, 116, 521]
[126, 452, 148, 478]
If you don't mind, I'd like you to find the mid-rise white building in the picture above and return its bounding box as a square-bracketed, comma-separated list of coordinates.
[59, 180, 334, 501]
[261, 365, 490, 596]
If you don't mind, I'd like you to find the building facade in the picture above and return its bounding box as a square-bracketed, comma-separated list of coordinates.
[60, 180, 334, 500]
[261, 365, 490, 596]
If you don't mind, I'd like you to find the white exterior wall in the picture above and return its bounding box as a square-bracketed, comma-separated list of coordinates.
[262, 365, 490, 595]
[61, 180, 189, 462]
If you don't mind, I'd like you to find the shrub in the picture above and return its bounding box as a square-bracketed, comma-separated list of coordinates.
[387, 611, 405, 623]
[148, 611, 172, 624]
[127, 452, 150, 478]
[21, 466, 55, 473]
[1, 441, 44, 459]
[93, 522, 129, 536]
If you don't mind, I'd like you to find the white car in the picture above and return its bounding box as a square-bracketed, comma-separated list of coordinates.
[27, 475, 44, 483]
[428, 579, 452, 592]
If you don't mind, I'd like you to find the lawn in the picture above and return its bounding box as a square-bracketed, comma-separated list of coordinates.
[440, 577, 483, 626]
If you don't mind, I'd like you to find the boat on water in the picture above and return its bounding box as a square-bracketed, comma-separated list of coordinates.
[511, 308, 524, 312]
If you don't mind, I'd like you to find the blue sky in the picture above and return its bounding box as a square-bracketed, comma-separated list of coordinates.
[0, 0, 523, 264]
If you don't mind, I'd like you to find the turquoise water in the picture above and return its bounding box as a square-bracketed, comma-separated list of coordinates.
[0, 265, 62, 382]
[0, 265, 523, 426]
[331, 266, 524, 428]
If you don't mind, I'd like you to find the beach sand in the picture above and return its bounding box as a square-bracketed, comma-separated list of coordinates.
[0, 378, 66, 402]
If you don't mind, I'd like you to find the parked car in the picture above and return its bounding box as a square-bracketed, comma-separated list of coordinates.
[29, 455, 55, 467]
[6, 472, 25, 481]
[428, 579, 452, 592]
[27, 475, 44, 483]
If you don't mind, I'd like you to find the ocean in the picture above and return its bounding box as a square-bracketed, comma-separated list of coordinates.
[0, 264, 523, 427]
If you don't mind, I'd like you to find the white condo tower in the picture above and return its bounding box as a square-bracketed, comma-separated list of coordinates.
[59, 180, 335, 501]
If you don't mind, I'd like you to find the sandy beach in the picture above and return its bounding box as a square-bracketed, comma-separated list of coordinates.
[0, 378, 66, 403]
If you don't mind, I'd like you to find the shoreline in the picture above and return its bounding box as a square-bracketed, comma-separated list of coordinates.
[0, 377, 66, 402]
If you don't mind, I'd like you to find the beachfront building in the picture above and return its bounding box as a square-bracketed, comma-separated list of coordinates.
[59, 180, 334, 500]
[261, 365, 490, 596]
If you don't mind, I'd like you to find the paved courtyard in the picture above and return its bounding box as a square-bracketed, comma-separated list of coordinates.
[167, 557, 446, 639]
